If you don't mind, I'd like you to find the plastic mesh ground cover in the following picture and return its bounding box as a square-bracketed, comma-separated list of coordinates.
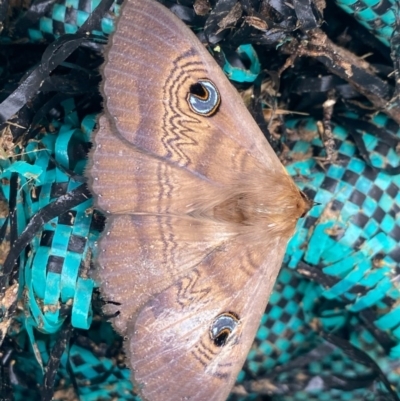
[236, 232, 400, 399]
[285, 116, 400, 350]
[5, 320, 137, 400]
[1, 0, 122, 42]
[5, 112, 399, 401]
[335, 0, 397, 47]
[1, 0, 399, 400]
[0, 100, 101, 359]
[2, 0, 397, 49]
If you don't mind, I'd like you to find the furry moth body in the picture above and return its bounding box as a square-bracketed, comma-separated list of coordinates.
[87, 1, 311, 400]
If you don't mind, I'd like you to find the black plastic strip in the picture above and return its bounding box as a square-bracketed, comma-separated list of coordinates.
[0, 184, 92, 295]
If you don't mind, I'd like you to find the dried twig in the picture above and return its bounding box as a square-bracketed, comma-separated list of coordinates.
[282, 29, 400, 124]
[316, 89, 338, 165]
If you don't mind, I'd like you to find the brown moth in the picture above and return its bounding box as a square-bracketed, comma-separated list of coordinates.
[87, 0, 311, 400]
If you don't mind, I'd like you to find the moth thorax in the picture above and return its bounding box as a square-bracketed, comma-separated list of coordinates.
[212, 172, 311, 236]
